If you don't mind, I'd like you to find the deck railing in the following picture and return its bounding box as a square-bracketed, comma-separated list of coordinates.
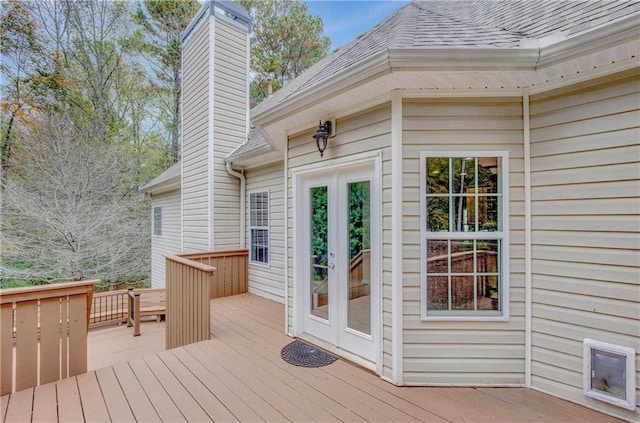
[89, 289, 128, 327]
[0, 280, 98, 395]
[164, 255, 215, 349]
[178, 249, 248, 299]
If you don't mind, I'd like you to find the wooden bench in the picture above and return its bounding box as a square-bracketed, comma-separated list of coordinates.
[127, 288, 166, 336]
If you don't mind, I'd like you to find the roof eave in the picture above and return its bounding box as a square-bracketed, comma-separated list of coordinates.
[225, 145, 282, 169]
[251, 48, 539, 126]
[538, 13, 640, 67]
[141, 175, 181, 195]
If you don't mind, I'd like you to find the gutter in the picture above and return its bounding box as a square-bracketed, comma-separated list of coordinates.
[251, 48, 539, 126]
[225, 161, 246, 249]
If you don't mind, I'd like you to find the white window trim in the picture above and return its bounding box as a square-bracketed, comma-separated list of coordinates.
[153, 206, 162, 237]
[248, 189, 270, 267]
[420, 151, 510, 321]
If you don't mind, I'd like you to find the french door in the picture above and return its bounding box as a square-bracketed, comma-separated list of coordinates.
[296, 161, 378, 362]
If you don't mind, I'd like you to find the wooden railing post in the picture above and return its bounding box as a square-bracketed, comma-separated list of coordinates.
[164, 255, 215, 349]
[127, 289, 141, 336]
[0, 280, 98, 395]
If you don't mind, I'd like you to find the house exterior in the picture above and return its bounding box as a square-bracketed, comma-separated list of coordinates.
[143, 1, 640, 421]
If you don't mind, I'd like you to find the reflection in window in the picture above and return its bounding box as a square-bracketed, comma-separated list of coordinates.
[424, 155, 505, 316]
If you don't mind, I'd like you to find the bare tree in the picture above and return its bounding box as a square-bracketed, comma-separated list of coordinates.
[1, 113, 149, 285]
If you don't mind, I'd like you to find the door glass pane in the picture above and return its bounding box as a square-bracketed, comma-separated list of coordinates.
[347, 181, 371, 335]
[310, 186, 328, 320]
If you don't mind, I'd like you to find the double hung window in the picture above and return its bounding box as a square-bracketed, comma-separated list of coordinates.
[421, 152, 509, 319]
[153, 206, 162, 236]
[249, 191, 269, 265]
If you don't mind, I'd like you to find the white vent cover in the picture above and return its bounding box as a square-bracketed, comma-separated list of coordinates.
[583, 338, 636, 410]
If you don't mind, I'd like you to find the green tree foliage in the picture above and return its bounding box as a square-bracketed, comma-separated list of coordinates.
[348, 182, 370, 260]
[130, 0, 200, 163]
[237, 0, 330, 106]
[0, 0, 44, 195]
[0, 0, 200, 287]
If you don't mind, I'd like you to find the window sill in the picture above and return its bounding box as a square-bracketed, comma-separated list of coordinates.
[420, 314, 509, 322]
[249, 261, 270, 269]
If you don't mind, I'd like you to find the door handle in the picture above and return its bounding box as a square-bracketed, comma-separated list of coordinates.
[329, 263, 335, 270]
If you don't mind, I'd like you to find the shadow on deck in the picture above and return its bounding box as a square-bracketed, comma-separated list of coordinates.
[2, 293, 624, 422]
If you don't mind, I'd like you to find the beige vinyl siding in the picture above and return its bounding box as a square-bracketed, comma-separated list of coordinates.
[245, 162, 286, 303]
[181, 17, 210, 252]
[402, 98, 526, 385]
[150, 190, 182, 288]
[530, 75, 640, 421]
[211, 17, 246, 250]
[286, 104, 392, 377]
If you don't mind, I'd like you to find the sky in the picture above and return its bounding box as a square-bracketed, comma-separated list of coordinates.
[305, 1, 409, 50]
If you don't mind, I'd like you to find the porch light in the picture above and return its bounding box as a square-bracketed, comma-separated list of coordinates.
[312, 120, 332, 157]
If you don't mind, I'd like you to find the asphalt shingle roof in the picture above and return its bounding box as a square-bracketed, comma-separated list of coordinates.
[252, 0, 640, 114]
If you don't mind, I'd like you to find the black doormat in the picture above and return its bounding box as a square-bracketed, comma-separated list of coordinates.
[281, 339, 338, 367]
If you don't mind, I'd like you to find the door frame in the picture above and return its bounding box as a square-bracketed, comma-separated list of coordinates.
[291, 151, 382, 373]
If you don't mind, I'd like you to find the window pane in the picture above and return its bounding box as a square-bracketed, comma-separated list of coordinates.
[451, 240, 474, 273]
[477, 275, 499, 310]
[452, 157, 475, 193]
[251, 229, 268, 264]
[426, 239, 448, 273]
[427, 197, 449, 231]
[452, 275, 475, 310]
[479, 195, 499, 231]
[153, 207, 162, 236]
[477, 157, 499, 193]
[427, 275, 449, 310]
[311, 186, 329, 320]
[426, 157, 449, 194]
[476, 240, 499, 273]
[452, 196, 472, 232]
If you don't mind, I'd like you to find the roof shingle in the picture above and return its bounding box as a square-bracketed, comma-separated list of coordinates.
[252, 0, 640, 115]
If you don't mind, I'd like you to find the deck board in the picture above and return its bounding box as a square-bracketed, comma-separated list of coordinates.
[76, 372, 110, 422]
[4, 388, 32, 423]
[211, 312, 417, 422]
[0, 293, 626, 423]
[187, 342, 288, 422]
[95, 366, 136, 422]
[143, 354, 211, 422]
[32, 383, 57, 423]
[0, 392, 8, 422]
[112, 361, 162, 422]
[170, 346, 263, 422]
[56, 377, 84, 422]
[127, 358, 187, 422]
[156, 350, 239, 422]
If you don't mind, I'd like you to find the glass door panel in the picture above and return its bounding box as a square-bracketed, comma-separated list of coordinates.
[347, 181, 371, 335]
[310, 185, 329, 320]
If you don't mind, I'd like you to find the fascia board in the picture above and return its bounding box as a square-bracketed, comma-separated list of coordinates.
[251, 50, 392, 126]
[538, 14, 640, 67]
[227, 149, 283, 169]
[142, 176, 181, 195]
[251, 48, 540, 127]
[387, 48, 540, 71]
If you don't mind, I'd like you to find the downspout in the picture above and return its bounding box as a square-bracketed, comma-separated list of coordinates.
[225, 161, 246, 249]
[523, 88, 532, 389]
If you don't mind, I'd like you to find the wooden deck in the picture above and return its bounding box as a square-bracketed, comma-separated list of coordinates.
[2, 293, 623, 422]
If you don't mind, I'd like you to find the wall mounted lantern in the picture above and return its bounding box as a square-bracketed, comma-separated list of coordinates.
[312, 120, 332, 157]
